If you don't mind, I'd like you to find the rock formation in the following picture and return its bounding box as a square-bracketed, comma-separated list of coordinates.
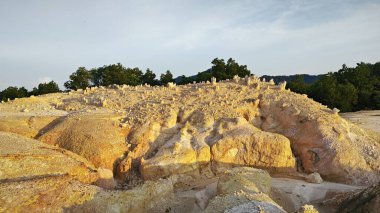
[337, 182, 380, 213]
[0, 78, 379, 212]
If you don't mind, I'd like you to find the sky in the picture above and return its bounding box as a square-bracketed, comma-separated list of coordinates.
[0, 0, 380, 90]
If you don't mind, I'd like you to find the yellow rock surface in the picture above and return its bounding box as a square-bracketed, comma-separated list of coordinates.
[0, 176, 173, 213]
[0, 131, 97, 183]
[38, 113, 128, 170]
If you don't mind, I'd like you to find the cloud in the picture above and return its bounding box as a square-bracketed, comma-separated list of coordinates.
[0, 0, 379, 89]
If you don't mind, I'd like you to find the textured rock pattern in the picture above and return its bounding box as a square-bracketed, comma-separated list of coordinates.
[38, 113, 128, 170]
[337, 182, 380, 213]
[0, 77, 379, 212]
[0, 176, 173, 213]
[0, 132, 97, 183]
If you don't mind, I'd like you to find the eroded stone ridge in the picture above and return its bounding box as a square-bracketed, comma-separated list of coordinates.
[0, 77, 379, 212]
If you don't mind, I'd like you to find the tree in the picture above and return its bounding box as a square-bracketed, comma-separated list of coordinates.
[142, 68, 158, 85]
[0, 86, 28, 101]
[177, 75, 194, 85]
[225, 58, 251, 78]
[309, 74, 338, 109]
[196, 71, 212, 82]
[101, 63, 129, 86]
[90, 67, 104, 87]
[64, 67, 92, 90]
[125, 67, 143, 86]
[211, 58, 251, 80]
[31, 81, 60, 95]
[89, 63, 143, 86]
[287, 75, 310, 94]
[211, 58, 227, 80]
[335, 82, 358, 112]
[160, 70, 174, 85]
[308, 74, 358, 112]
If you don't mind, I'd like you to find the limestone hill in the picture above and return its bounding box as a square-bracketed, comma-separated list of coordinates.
[0, 76, 379, 212]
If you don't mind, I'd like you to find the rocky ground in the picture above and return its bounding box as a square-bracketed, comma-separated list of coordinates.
[0, 76, 379, 212]
[341, 110, 380, 133]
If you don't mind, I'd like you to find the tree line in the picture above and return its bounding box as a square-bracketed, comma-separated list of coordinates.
[1, 59, 379, 112]
[0, 81, 60, 102]
[0, 58, 250, 101]
[287, 62, 380, 112]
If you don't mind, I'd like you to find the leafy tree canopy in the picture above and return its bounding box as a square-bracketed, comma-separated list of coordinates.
[0, 86, 28, 101]
[64, 67, 91, 90]
[160, 70, 174, 85]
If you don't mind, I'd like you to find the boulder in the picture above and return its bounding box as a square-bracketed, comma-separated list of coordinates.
[204, 192, 285, 213]
[337, 182, 380, 213]
[69, 179, 174, 213]
[225, 200, 286, 213]
[140, 124, 211, 180]
[217, 167, 271, 195]
[211, 119, 296, 173]
[39, 113, 128, 170]
[204, 167, 285, 213]
[305, 172, 323, 184]
[0, 131, 97, 183]
[0, 176, 173, 213]
[0, 115, 63, 138]
[258, 92, 380, 184]
[297, 204, 319, 213]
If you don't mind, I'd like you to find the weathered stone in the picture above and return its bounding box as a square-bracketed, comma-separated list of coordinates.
[305, 172, 323, 184]
[217, 167, 271, 195]
[297, 204, 319, 213]
[211, 119, 296, 173]
[0, 132, 97, 183]
[337, 182, 380, 213]
[0, 176, 173, 213]
[39, 113, 128, 170]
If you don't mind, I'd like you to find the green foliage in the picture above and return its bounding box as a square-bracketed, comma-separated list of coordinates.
[160, 70, 174, 85]
[177, 75, 194, 85]
[0, 86, 28, 101]
[125, 67, 143, 86]
[2, 59, 378, 112]
[290, 62, 380, 112]
[287, 75, 310, 94]
[211, 58, 227, 80]
[30, 81, 60, 96]
[211, 58, 251, 81]
[309, 74, 359, 112]
[99, 63, 129, 86]
[196, 71, 212, 82]
[142, 69, 158, 86]
[64, 67, 92, 90]
[89, 63, 143, 86]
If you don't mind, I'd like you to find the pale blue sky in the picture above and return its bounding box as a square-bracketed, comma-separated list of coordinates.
[1, 0, 380, 89]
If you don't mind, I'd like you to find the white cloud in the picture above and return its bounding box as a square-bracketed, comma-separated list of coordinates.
[0, 0, 380, 89]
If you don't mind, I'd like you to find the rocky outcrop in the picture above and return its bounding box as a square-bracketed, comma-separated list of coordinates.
[38, 113, 128, 170]
[217, 167, 271, 195]
[0, 78, 379, 211]
[0, 175, 173, 213]
[0, 115, 63, 138]
[69, 178, 174, 213]
[211, 118, 296, 174]
[305, 172, 323, 184]
[204, 167, 285, 213]
[140, 116, 295, 181]
[297, 205, 319, 213]
[0, 131, 97, 183]
[257, 91, 380, 184]
[337, 182, 380, 213]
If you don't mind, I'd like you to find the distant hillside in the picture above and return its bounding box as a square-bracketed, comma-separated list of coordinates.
[260, 74, 321, 84]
